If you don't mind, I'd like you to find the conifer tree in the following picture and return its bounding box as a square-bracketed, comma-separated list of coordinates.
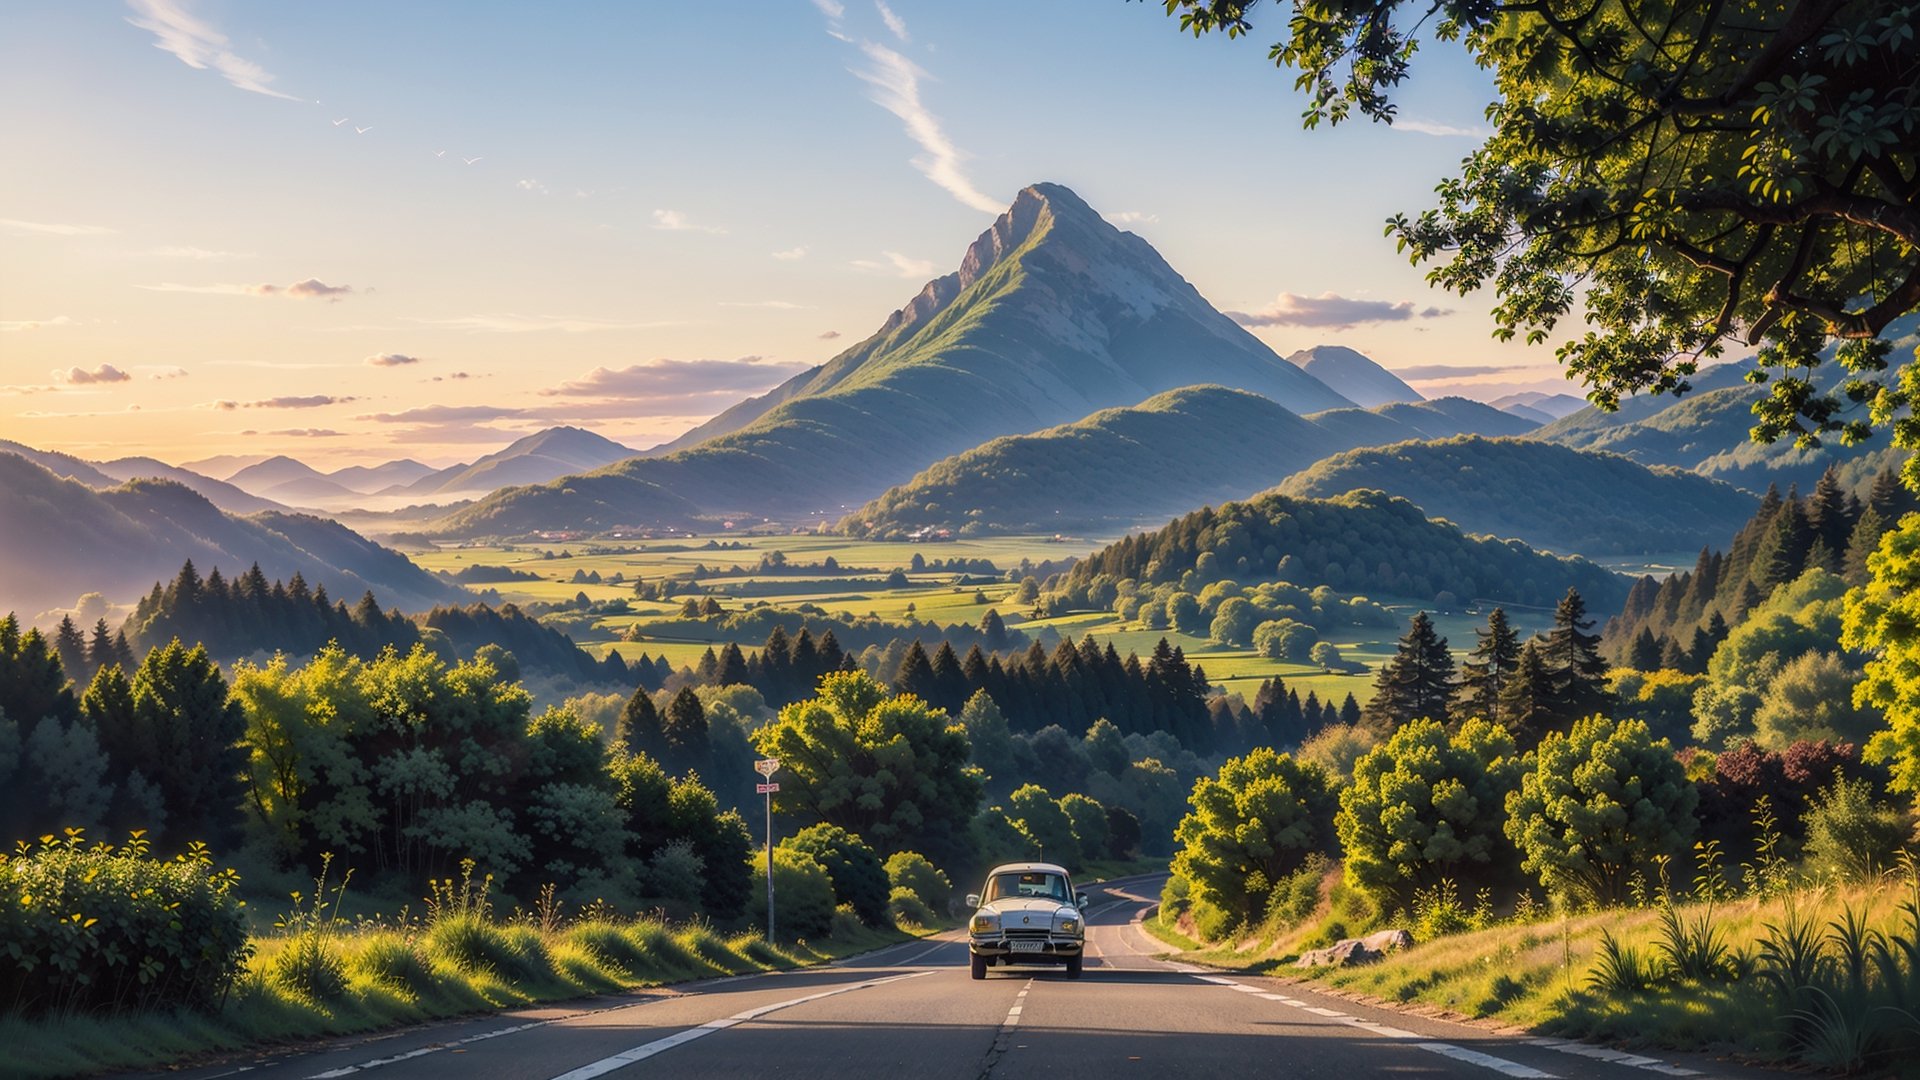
[1626, 626, 1660, 672]
[1457, 607, 1520, 724]
[616, 686, 667, 760]
[1543, 589, 1612, 727]
[661, 687, 711, 778]
[1338, 693, 1361, 728]
[892, 640, 938, 701]
[1844, 504, 1889, 587]
[86, 618, 118, 673]
[1362, 611, 1455, 732]
[1663, 636, 1693, 672]
[1500, 640, 1555, 750]
[53, 616, 87, 686]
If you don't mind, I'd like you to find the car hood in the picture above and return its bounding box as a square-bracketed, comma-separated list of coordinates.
[978, 897, 1079, 922]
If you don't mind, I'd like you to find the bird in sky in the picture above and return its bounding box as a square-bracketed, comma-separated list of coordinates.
[355, 125, 373, 134]
[435, 150, 446, 157]
[331, 118, 349, 126]
[463, 156, 483, 165]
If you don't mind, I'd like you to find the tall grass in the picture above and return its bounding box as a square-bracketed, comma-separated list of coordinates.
[1, 856, 917, 1080]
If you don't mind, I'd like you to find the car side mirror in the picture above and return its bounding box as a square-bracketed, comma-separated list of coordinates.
[1076, 892, 1090, 908]
[966, 894, 981, 908]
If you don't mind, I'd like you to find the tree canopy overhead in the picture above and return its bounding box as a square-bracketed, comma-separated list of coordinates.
[1163, 0, 1920, 459]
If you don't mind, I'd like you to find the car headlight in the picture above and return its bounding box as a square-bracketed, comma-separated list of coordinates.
[971, 914, 998, 934]
[1058, 918, 1079, 935]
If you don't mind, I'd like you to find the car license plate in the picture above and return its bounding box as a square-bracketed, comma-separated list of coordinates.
[1010, 941, 1044, 953]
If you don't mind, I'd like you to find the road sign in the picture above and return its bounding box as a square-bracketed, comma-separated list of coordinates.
[754, 758, 780, 777]
[756, 782, 780, 794]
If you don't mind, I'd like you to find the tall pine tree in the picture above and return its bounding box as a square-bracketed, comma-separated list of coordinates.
[1542, 589, 1612, 728]
[1362, 611, 1455, 732]
[1457, 607, 1520, 723]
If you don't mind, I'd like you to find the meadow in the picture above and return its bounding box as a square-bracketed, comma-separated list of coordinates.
[406, 533, 1563, 707]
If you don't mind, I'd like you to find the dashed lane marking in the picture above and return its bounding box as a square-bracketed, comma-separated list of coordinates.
[1523, 1038, 1705, 1077]
[542, 970, 936, 1080]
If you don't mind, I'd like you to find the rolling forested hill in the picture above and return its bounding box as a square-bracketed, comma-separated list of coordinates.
[0, 453, 464, 615]
[1066, 488, 1627, 610]
[1275, 436, 1757, 554]
[842, 388, 1536, 539]
[427, 182, 1355, 538]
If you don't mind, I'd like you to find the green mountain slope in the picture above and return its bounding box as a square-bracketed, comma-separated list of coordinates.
[1067, 488, 1628, 610]
[1274, 436, 1757, 554]
[842, 387, 1540, 539]
[428, 182, 1353, 538]
[0, 453, 463, 615]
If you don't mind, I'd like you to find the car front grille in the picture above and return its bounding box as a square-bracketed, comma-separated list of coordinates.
[1001, 927, 1053, 940]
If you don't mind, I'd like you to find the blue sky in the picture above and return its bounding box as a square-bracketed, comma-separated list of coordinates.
[0, 0, 1565, 466]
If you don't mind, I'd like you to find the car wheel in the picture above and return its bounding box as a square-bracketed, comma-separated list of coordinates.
[1065, 954, 1082, 979]
[971, 954, 987, 980]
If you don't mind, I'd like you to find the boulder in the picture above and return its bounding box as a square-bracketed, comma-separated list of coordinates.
[1294, 928, 1413, 968]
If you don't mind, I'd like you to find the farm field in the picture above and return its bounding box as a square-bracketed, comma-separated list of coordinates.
[406, 533, 1567, 709]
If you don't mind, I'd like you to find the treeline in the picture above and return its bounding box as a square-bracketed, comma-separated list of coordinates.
[626, 603, 1027, 660]
[1607, 465, 1916, 668]
[121, 560, 634, 688]
[0, 614, 754, 920]
[1065, 489, 1626, 609]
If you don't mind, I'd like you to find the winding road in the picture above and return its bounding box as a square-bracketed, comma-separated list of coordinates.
[143, 877, 1779, 1080]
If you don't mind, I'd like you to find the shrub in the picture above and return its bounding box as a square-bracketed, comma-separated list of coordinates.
[1262, 853, 1329, 929]
[1171, 748, 1334, 932]
[1504, 716, 1697, 905]
[883, 851, 951, 914]
[887, 886, 937, 927]
[0, 831, 250, 1015]
[1337, 717, 1522, 911]
[1802, 772, 1910, 881]
[782, 825, 890, 925]
[749, 848, 836, 940]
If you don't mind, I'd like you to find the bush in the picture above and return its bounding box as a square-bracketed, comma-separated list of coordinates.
[1254, 619, 1319, 661]
[0, 832, 250, 1015]
[887, 886, 937, 927]
[782, 824, 891, 925]
[1262, 853, 1329, 929]
[883, 851, 951, 913]
[749, 848, 836, 940]
[1504, 716, 1697, 905]
[1802, 771, 1911, 880]
[1171, 748, 1334, 933]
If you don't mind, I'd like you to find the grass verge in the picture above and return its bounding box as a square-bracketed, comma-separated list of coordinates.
[0, 918, 917, 1080]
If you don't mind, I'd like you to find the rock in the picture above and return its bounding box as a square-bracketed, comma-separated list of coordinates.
[1361, 928, 1414, 954]
[1295, 929, 1413, 968]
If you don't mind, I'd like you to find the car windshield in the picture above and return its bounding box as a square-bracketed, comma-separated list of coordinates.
[984, 871, 1069, 903]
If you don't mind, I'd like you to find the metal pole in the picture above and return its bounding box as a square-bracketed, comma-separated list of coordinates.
[765, 788, 775, 942]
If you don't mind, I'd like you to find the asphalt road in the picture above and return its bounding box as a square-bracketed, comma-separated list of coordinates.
[143, 877, 1781, 1080]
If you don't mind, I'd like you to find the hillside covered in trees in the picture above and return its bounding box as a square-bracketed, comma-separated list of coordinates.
[1065, 489, 1627, 610]
[0, 454, 463, 617]
[842, 387, 1537, 539]
[1276, 436, 1757, 554]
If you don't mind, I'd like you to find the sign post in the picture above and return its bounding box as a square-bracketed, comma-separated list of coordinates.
[754, 757, 780, 942]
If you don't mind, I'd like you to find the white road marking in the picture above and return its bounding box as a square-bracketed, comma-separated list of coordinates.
[1524, 1038, 1704, 1076]
[542, 970, 935, 1080]
[891, 938, 953, 967]
[1415, 1043, 1559, 1078]
[309, 1017, 565, 1078]
[998, 978, 1034, 1029]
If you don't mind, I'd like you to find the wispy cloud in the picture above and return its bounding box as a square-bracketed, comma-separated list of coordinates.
[516, 178, 549, 195]
[852, 42, 1001, 214]
[264, 428, 344, 438]
[1, 219, 114, 237]
[651, 209, 726, 234]
[1390, 117, 1493, 138]
[819, 329, 843, 340]
[811, 0, 846, 18]
[139, 278, 354, 300]
[137, 245, 249, 259]
[124, 0, 300, 100]
[1396, 364, 1527, 381]
[1227, 292, 1452, 331]
[405, 313, 678, 334]
[540, 358, 809, 404]
[136, 365, 190, 379]
[56, 364, 133, 385]
[852, 251, 937, 278]
[772, 246, 808, 261]
[0, 316, 76, 332]
[875, 0, 909, 41]
[362, 404, 527, 424]
[719, 300, 810, 310]
[208, 395, 357, 410]
[365, 352, 421, 367]
[1107, 211, 1159, 226]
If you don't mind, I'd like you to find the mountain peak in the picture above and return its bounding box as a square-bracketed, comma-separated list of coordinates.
[1286, 345, 1422, 409]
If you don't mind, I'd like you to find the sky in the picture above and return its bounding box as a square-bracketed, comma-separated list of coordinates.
[0, 0, 1582, 469]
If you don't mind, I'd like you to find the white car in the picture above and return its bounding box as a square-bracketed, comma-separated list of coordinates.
[966, 862, 1088, 979]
